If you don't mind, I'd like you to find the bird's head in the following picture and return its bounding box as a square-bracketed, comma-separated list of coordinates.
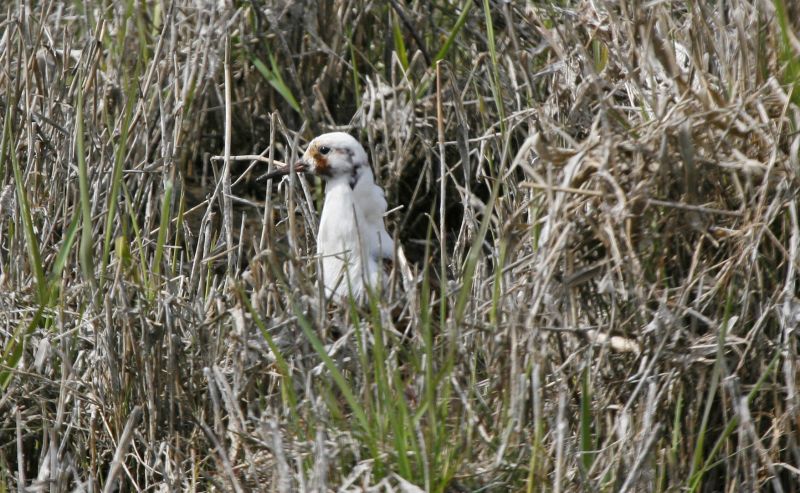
[300, 132, 369, 180]
[263, 132, 370, 188]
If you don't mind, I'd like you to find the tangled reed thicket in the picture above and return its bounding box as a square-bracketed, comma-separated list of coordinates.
[1, 0, 799, 491]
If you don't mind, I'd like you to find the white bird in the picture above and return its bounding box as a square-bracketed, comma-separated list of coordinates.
[265, 132, 394, 302]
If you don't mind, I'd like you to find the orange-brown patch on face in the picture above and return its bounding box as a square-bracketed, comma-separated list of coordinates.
[310, 146, 331, 176]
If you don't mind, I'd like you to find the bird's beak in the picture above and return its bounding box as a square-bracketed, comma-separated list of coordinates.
[259, 159, 309, 181]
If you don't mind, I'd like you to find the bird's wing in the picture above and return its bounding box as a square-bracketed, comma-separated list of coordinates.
[377, 228, 394, 259]
[355, 181, 394, 260]
[356, 181, 387, 221]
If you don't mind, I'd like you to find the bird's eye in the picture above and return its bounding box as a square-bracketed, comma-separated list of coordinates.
[319, 146, 331, 155]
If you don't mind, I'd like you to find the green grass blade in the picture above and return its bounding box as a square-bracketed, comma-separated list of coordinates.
[235, 285, 299, 414]
[579, 366, 596, 472]
[366, 289, 413, 479]
[252, 51, 301, 114]
[481, 0, 505, 132]
[172, 187, 186, 274]
[413, 1, 472, 99]
[433, 1, 472, 63]
[100, 85, 136, 291]
[490, 240, 506, 326]
[688, 349, 781, 492]
[346, 28, 362, 108]
[292, 302, 379, 462]
[75, 76, 95, 286]
[0, 305, 46, 389]
[9, 127, 47, 304]
[687, 289, 734, 487]
[47, 208, 82, 295]
[454, 169, 501, 324]
[122, 182, 148, 288]
[774, 0, 800, 105]
[392, 11, 409, 70]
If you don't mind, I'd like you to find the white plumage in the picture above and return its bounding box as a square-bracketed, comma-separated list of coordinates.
[266, 132, 394, 301]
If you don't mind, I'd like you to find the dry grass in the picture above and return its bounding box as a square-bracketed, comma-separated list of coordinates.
[1, 0, 799, 491]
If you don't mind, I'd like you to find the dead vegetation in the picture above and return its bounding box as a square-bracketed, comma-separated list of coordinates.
[1, 0, 799, 491]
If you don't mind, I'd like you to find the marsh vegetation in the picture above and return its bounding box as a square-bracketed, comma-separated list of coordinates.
[1, 1, 799, 491]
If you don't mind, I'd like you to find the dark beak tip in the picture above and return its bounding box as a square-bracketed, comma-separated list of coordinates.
[259, 169, 288, 181]
[258, 161, 309, 182]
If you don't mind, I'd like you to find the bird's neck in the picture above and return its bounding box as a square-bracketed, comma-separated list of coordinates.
[324, 176, 356, 197]
[324, 168, 375, 194]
